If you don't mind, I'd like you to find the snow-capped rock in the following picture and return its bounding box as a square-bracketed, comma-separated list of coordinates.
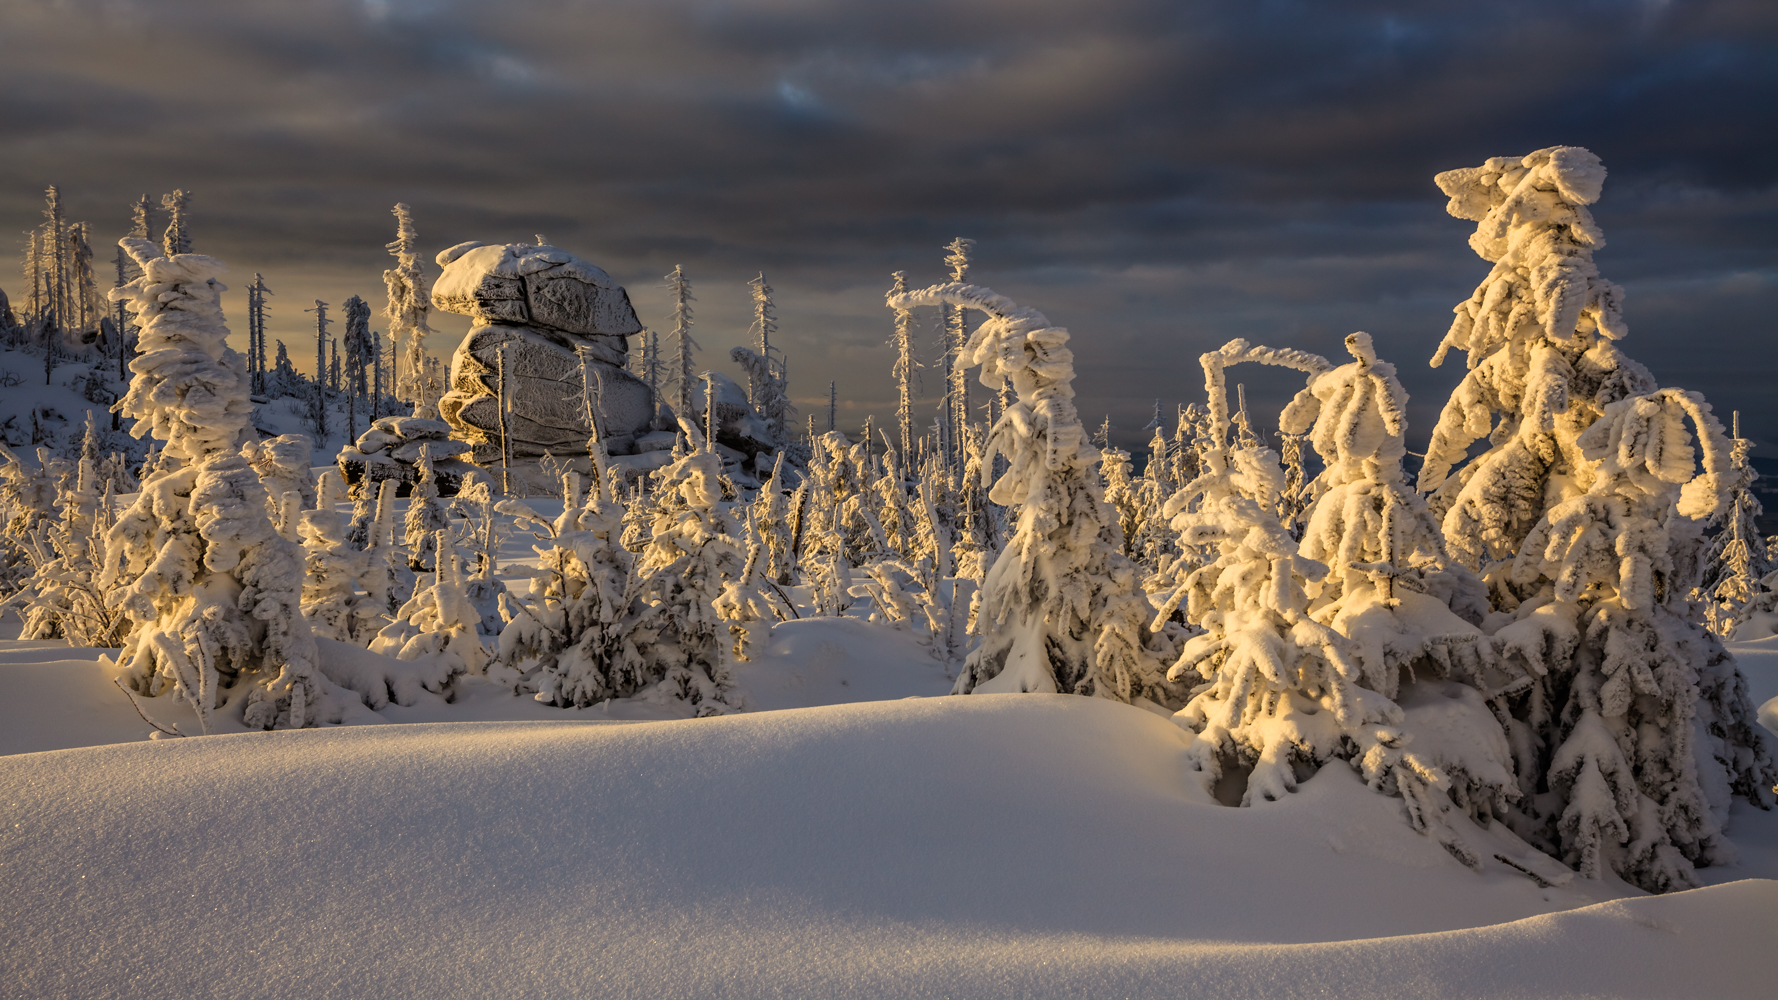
[432, 241, 653, 460]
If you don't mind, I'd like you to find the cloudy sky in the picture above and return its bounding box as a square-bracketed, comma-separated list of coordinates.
[2, 0, 1774, 452]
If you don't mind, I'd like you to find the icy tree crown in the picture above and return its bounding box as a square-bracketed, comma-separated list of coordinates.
[109, 238, 251, 465]
[1430, 145, 1625, 370]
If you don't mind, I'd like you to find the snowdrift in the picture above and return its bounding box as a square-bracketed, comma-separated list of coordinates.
[4, 694, 1770, 999]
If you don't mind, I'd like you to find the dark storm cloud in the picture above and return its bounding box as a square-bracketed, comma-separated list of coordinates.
[1, 0, 1774, 451]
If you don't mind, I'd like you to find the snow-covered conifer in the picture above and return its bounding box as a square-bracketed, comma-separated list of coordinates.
[1417, 148, 1776, 890]
[271, 340, 299, 397]
[1697, 415, 1769, 635]
[632, 420, 745, 714]
[496, 472, 653, 705]
[1282, 332, 1512, 831]
[753, 450, 797, 585]
[889, 271, 922, 461]
[342, 294, 373, 440]
[747, 272, 779, 389]
[360, 478, 408, 618]
[306, 300, 331, 440]
[713, 513, 778, 661]
[16, 449, 126, 647]
[870, 438, 918, 560]
[1152, 339, 1509, 865]
[382, 203, 433, 405]
[0, 445, 66, 545]
[404, 445, 449, 571]
[246, 274, 272, 395]
[371, 531, 488, 678]
[159, 190, 191, 256]
[886, 282, 1178, 705]
[297, 504, 385, 645]
[100, 239, 323, 732]
[242, 433, 316, 513]
[665, 265, 699, 420]
[1102, 445, 1140, 558]
[939, 239, 975, 466]
[730, 346, 794, 452]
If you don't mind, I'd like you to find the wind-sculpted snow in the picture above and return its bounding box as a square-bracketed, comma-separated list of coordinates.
[1, 696, 1769, 999]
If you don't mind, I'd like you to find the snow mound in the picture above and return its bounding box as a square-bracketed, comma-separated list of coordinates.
[5, 695, 1768, 998]
[1727, 637, 1778, 737]
[731, 615, 954, 709]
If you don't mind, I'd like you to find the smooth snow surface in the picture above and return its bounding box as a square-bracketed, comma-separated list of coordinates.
[4, 695, 1772, 999]
[731, 615, 954, 708]
[0, 641, 143, 756]
[0, 613, 956, 752]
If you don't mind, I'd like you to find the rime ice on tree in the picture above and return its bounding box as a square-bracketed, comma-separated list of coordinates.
[1417, 147, 1776, 890]
[382, 203, 434, 407]
[1153, 339, 1509, 864]
[99, 239, 324, 732]
[886, 282, 1179, 705]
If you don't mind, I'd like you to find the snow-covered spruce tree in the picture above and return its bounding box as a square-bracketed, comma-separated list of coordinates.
[730, 345, 794, 453]
[1697, 417, 1769, 636]
[494, 471, 654, 706]
[938, 239, 975, 467]
[297, 504, 386, 645]
[951, 420, 1003, 581]
[665, 265, 700, 420]
[242, 433, 316, 513]
[885, 282, 1180, 705]
[159, 190, 191, 256]
[16, 450, 128, 647]
[869, 438, 918, 561]
[1102, 445, 1141, 559]
[1488, 389, 1773, 887]
[1418, 147, 1776, 890]
[359, 477, 408, 620]
[247, 273, 272, 396]
[444, 478, 508, 637]
[713, 511, 779, 662]
[1418, 146, 1641, 574]
[1729, 571, 1778, 641]
[753, 450, 797, 586]
[371, 530, 488, 679]
[342, 294, 374, 440]
[383, 203, 433, 405]
[404, 445, 449, 572]
[0, 445, 66, 547]
[99, 239, 324, 732]
[271, 340, 300, 397]
[306, 300, 330, 440]
[631, 420, 745, 714]
[797, 435, 859, 617]
[1280, 332, 1515, 833]
[889, 271, 922, 462]
[1286, 332, 1492, 644]
[1150, 339, 1498, 862]
[1130, 425, 1180, 579]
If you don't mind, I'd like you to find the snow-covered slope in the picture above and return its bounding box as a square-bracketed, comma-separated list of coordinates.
[0, 611, 956, 751]
[3, 695, 1771, 999]
[1729, 635, 1778, 735]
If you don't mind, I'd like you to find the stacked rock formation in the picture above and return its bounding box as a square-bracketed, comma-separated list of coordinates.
[337, 415, 481, 497]
[433, 241, 654, 460]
